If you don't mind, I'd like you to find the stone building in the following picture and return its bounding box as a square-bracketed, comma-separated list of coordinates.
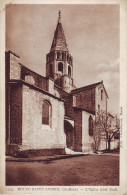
[6, 12, 111, 157]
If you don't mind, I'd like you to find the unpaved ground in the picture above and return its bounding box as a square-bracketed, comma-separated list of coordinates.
[6, 154, 119, 186]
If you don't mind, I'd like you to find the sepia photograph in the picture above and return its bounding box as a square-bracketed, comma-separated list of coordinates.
[0, 0, 127, 194]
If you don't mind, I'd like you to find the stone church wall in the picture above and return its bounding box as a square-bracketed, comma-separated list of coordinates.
[73, 109, 82, 152]
[6, 51, 21, 80]
[10, 83, 22, 144]
[46, 78, 54, 95]
[54, 85, 74, 118]
[95, 84, 107, 112]
[54, 85, 69, 99]
[64, 94, 74, 118]
[72, 88, 95, 112]
[22, 84, 66, 150]
[82, 111, 95, 152]
[10, 54, 21, 80]
[21, 65, 47, 90]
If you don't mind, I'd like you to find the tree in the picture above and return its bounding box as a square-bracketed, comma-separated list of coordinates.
[92, 118, 102, 152]
[94, 111, 120, 151]
[106, 114, 120, 151]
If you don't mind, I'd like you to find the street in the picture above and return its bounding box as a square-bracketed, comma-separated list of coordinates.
[6, 154, 119, 186]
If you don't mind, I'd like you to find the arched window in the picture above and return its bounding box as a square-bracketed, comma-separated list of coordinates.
[101, 90, 103, 100]
[58, 62, 63, 73]
[57, 52, 60, 60]
[49, 64, 53, 76]
[98, 104, 100, 113]
[89, 115, 93, 136]
[67, 55, 69, 61]
[68, 66, 71, 77]
[42, 101, 51, 126]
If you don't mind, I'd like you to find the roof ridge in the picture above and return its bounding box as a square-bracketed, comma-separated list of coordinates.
[71, 81, 103, 93]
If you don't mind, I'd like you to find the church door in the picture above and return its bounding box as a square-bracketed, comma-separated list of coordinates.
[64, 120, 74, 150]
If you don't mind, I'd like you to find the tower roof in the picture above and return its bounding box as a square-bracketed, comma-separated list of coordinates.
[50, 11, 69, 52]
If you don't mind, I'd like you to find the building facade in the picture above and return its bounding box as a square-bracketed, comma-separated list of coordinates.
[6, 12, 114, 157]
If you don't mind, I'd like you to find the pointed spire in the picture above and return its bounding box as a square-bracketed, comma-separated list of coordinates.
[58, 10, 61, 23]
[50, 11, 68, 52]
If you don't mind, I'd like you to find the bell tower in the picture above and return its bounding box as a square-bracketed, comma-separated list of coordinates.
[46, 11, 75, 93]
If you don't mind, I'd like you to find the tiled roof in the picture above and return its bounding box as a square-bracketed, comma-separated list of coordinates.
[50, 12, 68, 52]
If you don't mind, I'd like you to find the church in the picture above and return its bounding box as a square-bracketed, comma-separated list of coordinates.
[6, 11, 109, 157]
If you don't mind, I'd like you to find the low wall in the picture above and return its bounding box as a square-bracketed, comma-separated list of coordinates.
[6, 144, 66, 157]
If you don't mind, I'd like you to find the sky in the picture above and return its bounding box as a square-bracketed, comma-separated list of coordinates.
[6, 4, 120, 114]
